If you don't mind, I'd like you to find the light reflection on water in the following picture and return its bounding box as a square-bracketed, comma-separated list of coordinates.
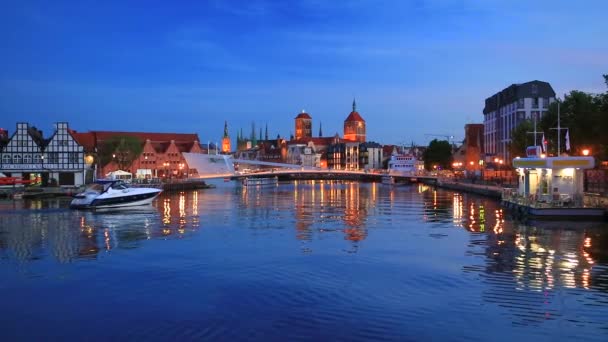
[1, 181, 608, 340]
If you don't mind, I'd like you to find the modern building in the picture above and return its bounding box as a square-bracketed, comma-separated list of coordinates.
[344, 99, 366, 143]
[359, 142, 383, 170]
[0, 122, 86, 186]
[483, 80, 556, 164]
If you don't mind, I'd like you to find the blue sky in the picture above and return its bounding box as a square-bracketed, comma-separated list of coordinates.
[1, 0, 607, 146]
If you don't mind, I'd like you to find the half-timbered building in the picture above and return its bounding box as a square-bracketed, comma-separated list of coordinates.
[0, 122, 86, 186]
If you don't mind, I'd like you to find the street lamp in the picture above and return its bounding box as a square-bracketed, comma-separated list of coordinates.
[582, 148, 590, 156]
[163, 162, 170, 179]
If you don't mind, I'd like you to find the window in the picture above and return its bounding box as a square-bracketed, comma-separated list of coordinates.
[23, 154, 32, 164]
[13, 154, 22, 164]
[532, 98, 539, 108]
[68, 152, 79, 163]
[2, 154, 10, 164]
[34, 155, 42, 163]
[47, 153, 59, 164]
[543, 98, 549, 108]
[517, 98, 524, 109]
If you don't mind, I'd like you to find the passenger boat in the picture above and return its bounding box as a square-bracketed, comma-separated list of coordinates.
[70, 179, 162, 209]
[388, 154, 421, 176]
[242, 176, 278, 187]
[501, 150, 605, 219]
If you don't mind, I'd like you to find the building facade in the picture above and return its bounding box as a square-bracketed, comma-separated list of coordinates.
[359, 142, 383, 170]
[344, 99, 366, 143]
[71, 130, 204, 179]
[221, 121, 231, 154]
[295, 111, 312, 140]
[483, 80, 555, 164]
[0, 122, 86, 186]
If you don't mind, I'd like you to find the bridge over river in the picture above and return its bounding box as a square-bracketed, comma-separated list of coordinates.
[182, 152, 438, 184]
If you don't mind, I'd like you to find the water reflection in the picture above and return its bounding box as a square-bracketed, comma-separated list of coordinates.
[0, 192, 204, 263]
[2, 183, 608, 339]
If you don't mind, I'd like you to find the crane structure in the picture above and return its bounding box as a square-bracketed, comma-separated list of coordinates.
[424, 134, 461, 151]
[425, 134, 454, 141]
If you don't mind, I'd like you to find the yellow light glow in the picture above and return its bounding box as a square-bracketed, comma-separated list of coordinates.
[582, 149, 590, 156]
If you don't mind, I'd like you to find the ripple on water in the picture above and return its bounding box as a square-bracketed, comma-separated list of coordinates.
[2, 184, 608, 341]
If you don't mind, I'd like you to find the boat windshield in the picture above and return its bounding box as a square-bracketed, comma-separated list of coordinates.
[111, 181, 129, 190]
[86, 183, 106, 192]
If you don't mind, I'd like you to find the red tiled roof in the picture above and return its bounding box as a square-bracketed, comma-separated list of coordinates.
[344, 111, 365, 122]
[295, 112, 312, 119]
[70, 130, 201, 152]
[382, 145, 397, 155]
[70, 131, 96, 152]
[289, 137, 343, 145]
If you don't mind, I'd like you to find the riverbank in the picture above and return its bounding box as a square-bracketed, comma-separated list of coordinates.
[421, 178, 504, 199]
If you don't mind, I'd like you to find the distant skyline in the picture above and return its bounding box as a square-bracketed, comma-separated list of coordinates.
[1, 0, 607, 146]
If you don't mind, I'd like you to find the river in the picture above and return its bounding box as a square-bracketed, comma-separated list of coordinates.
[1, 180, 607, 341]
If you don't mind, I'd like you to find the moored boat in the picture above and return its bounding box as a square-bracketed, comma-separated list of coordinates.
[70, 179, 162, 210]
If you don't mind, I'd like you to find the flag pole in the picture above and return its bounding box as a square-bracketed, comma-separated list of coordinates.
[557, 101, 561, 155]
[550, 99, 567, 156]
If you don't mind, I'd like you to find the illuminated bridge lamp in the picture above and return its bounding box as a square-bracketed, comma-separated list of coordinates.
[582, 149, 590, 156]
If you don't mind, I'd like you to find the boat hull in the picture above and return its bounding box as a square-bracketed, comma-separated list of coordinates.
[502, 200, 606, 219]
[70, 191, 161, 209]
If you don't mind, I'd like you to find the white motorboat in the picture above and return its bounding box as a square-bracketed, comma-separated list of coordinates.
[70, 179, 162, 209]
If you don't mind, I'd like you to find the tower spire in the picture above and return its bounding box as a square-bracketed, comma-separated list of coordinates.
[223, 121, 229, 138]
[319, 122, 323, 137]
[265, 123, 268, 140]
[352, 98, 356, 112]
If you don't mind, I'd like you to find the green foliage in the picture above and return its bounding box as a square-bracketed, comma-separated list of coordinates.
[99, 135, 143, 171]
[423, 139, 453, 170]
[510, 119, 533, 158]
[539, 86, 607, 159]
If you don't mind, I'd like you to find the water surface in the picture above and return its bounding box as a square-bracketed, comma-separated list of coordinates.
[1, 181, 608, 341]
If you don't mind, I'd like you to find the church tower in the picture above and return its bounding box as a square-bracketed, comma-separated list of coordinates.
[294, 110, 312, 140]
[221, 121, 231, 153]
[343, 99, 366, 142]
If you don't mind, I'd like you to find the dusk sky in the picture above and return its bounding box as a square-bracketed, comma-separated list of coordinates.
[1, 0, 607, 146]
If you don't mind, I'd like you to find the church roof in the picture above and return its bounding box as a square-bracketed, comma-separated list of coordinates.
[345, 111, 365, 122]
[295, 112, 312, 119]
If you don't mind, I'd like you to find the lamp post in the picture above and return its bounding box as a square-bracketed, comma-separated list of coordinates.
[163, 161, 170, 180]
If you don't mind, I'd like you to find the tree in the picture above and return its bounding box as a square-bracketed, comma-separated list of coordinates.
[509, 119, 534, 158]
[99, 135, 143, 171]
[540, 90, 604, 157]
[423, 139, 452, 171]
